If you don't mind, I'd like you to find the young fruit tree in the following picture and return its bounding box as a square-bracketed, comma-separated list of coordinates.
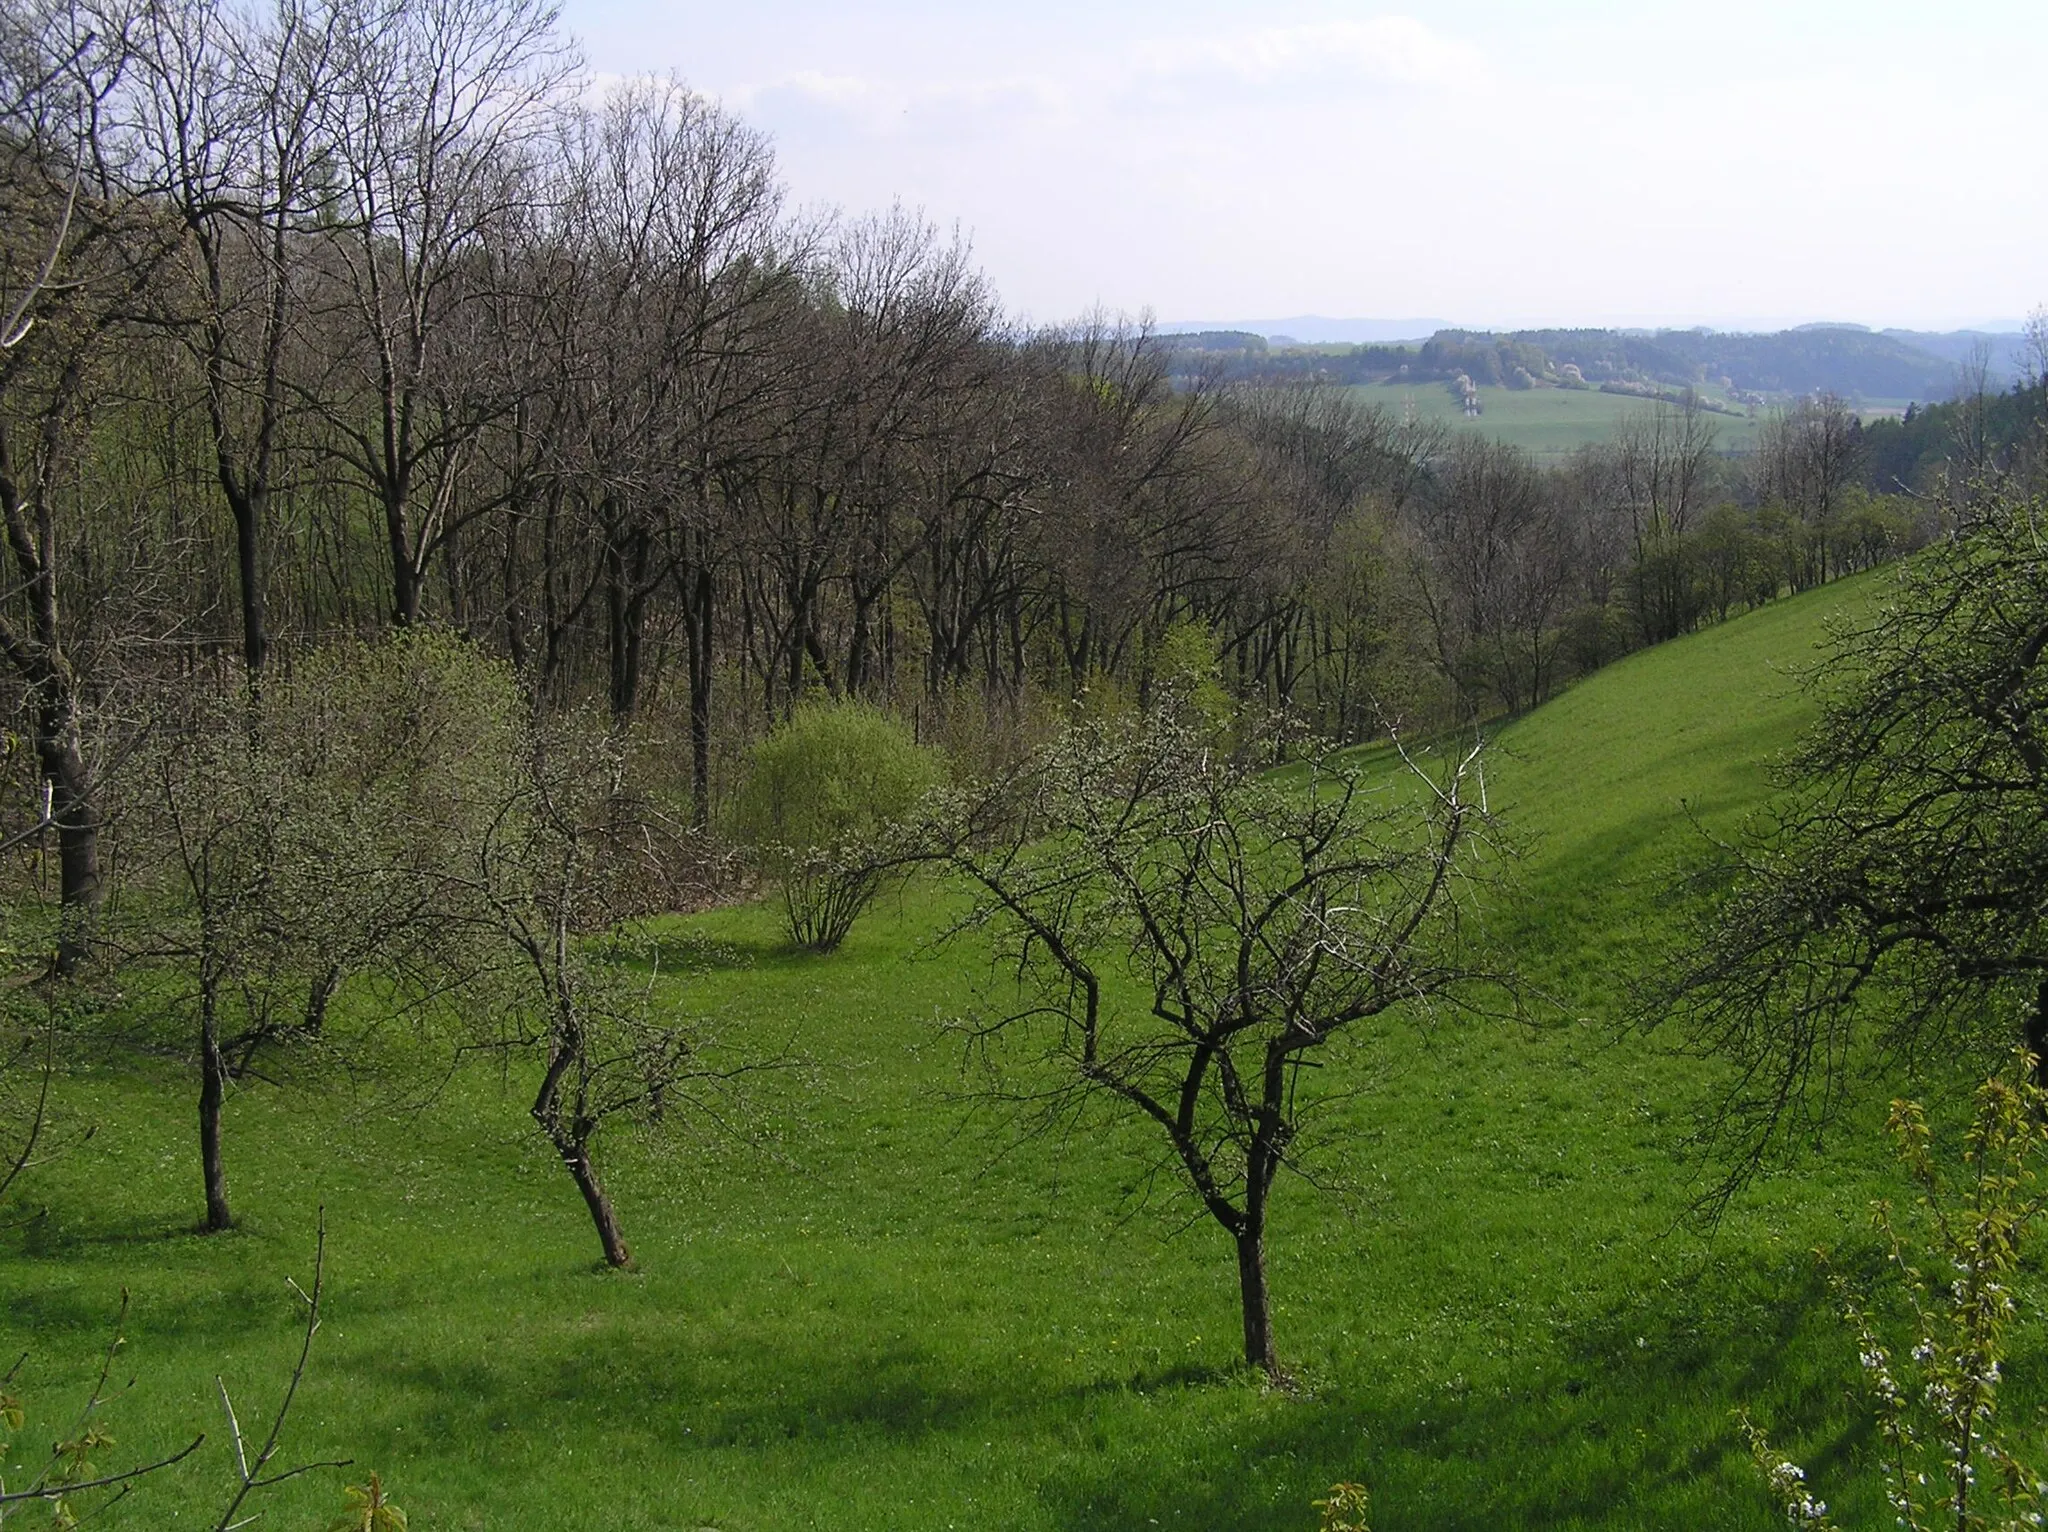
[467, 713, 738, 1270]
[130, 633, 519, 1233]
[1647, 489, 2048, 1197]
[941, 712, 1502, 1381]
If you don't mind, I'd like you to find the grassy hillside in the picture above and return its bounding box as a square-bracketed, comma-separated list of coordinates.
[4, 568, 2002, 1531]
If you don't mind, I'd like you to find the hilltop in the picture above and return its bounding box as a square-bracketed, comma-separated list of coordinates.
[1163, 320, 2026, 408]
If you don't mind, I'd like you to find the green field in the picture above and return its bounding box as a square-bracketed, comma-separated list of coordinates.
[7, 569, 2013, 1531]
[1348, 380, 1765, 460]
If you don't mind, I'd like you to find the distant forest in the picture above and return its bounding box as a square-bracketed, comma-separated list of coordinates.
[1165, 324, 2028, 404]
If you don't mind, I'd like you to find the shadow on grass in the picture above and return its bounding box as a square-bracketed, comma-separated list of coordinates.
[1037, 1251, 1876, 1532]
[0, 1206, 1902, 1531]
[14, 1205, 238, 1257]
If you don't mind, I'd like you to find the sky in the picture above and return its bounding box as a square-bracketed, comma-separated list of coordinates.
[557, 0, 2048, 333]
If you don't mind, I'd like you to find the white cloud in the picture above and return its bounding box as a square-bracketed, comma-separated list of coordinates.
[726, 15, 1481, 144]
[1132, 17, 1490, 92]
[565, 1, 2048, 328]
[732, 67, 1073, 140]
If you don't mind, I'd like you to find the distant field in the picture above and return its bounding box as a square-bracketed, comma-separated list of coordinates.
[1346, 381, 1765, 459]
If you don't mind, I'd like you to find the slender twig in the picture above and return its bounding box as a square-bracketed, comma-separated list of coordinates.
[0, 1435, 205, 1507]
[210, 1210, 349, 1532]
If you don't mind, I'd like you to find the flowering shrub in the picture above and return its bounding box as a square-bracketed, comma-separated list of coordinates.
[1745, 1049, 2048, 1531]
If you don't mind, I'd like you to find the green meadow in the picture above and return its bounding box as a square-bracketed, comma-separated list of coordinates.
[5, 568, 2012, 1530]
[1346, 380, 1766, 459]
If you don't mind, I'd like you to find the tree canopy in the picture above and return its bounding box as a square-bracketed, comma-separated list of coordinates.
[1651, 490, 2048, 1193]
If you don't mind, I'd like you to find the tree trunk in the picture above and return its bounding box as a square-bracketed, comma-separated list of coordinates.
[1235, 1225, 1279, 1379]
[605, 522, 651, 720]
[683, 560, 715, 827]
[227, 485, 269, 680]
[2027, 979, 2048, 1089]
[199, 995, 233, 1233]
[556, 1136, 633, 1270]
[386, 490, 422, 626]
[532, 1027, 634, 1270]
[38, 725, 100, 975]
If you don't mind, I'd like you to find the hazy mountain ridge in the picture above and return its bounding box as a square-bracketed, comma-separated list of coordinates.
[1161, 320, 2031, 403]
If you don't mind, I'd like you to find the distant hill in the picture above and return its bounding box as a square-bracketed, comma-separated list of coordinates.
[1161, 322, 2028, 405]
[1880, 328, 2033, 381]
[1160, 316, 1452, 344]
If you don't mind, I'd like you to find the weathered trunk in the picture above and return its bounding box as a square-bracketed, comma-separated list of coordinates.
[386, 489, 422, 626]
[198, 993, 233, 1232]
[605, 524, 651, 720]
[1235, 1225, 1278, 1378]
[682, 559, 715, 827]
[226, 482, 269, 680]
[558, 1136, 632, 1270]
[532, 1029, 633, 1269]
[304, 963, 342, 1034]
[38, 724, 100, 975]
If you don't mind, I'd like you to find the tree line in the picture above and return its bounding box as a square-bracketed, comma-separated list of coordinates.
[0, 0, 1963, 978]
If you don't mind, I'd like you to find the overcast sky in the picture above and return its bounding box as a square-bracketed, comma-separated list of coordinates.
[558, 0, 2046, 333]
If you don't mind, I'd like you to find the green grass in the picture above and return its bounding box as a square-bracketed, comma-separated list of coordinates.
[1347, 380, 1764, 459]
[3, 569, 2017, 1530]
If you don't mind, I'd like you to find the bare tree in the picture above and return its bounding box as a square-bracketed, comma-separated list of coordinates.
[307, 0, 575, 626]
[0, 0, 180, 969]
[125, 0, 347, 679]
[1758, 393, 1862, 585]
[1221, 380, 1439, 720]
[942, 712, 1501, 1380]
[1645, 490, 2048, 1204]
[1409, 435, 1567, 714]
[1609, 394, 1716, 643]
[465, 712, 738, 1269]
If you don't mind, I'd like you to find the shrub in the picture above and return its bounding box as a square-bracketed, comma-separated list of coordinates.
[730, 701, 941, 952]
[1151, 619, 1235, 742]
[1744, 1048, 2048, 1531]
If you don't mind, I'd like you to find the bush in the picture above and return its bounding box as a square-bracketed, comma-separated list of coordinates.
[1744, 1050, 2048, 1531]
[730, 701, 941, 951]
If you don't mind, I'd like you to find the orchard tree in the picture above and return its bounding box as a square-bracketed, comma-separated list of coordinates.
[134, 632, 521, 1231]
[942, 712, 1501, 1381]
[466, 712, 735, 1270]
[1649, 489, 2048, 1196]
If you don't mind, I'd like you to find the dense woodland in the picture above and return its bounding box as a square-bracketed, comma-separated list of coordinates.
[9, 0, 2036, 958]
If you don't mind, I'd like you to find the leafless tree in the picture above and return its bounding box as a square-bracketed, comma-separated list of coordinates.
[306, 0, 576, 626]
[0, 0, 181, 968]
[941, 712, 1502, 1381]
[464, 712, 741, 1269]
[1609, 394, 1716, 642]
[1410, 435, 1568, 714]
[123, 0, 348, 680]
[1758, 393, 1862, 585]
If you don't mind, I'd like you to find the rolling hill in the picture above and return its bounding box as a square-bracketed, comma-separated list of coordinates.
[3, 567, 2006, 1531]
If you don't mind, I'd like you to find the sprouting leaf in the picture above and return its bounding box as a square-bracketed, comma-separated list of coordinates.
[327, 1471, 408, 1532]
